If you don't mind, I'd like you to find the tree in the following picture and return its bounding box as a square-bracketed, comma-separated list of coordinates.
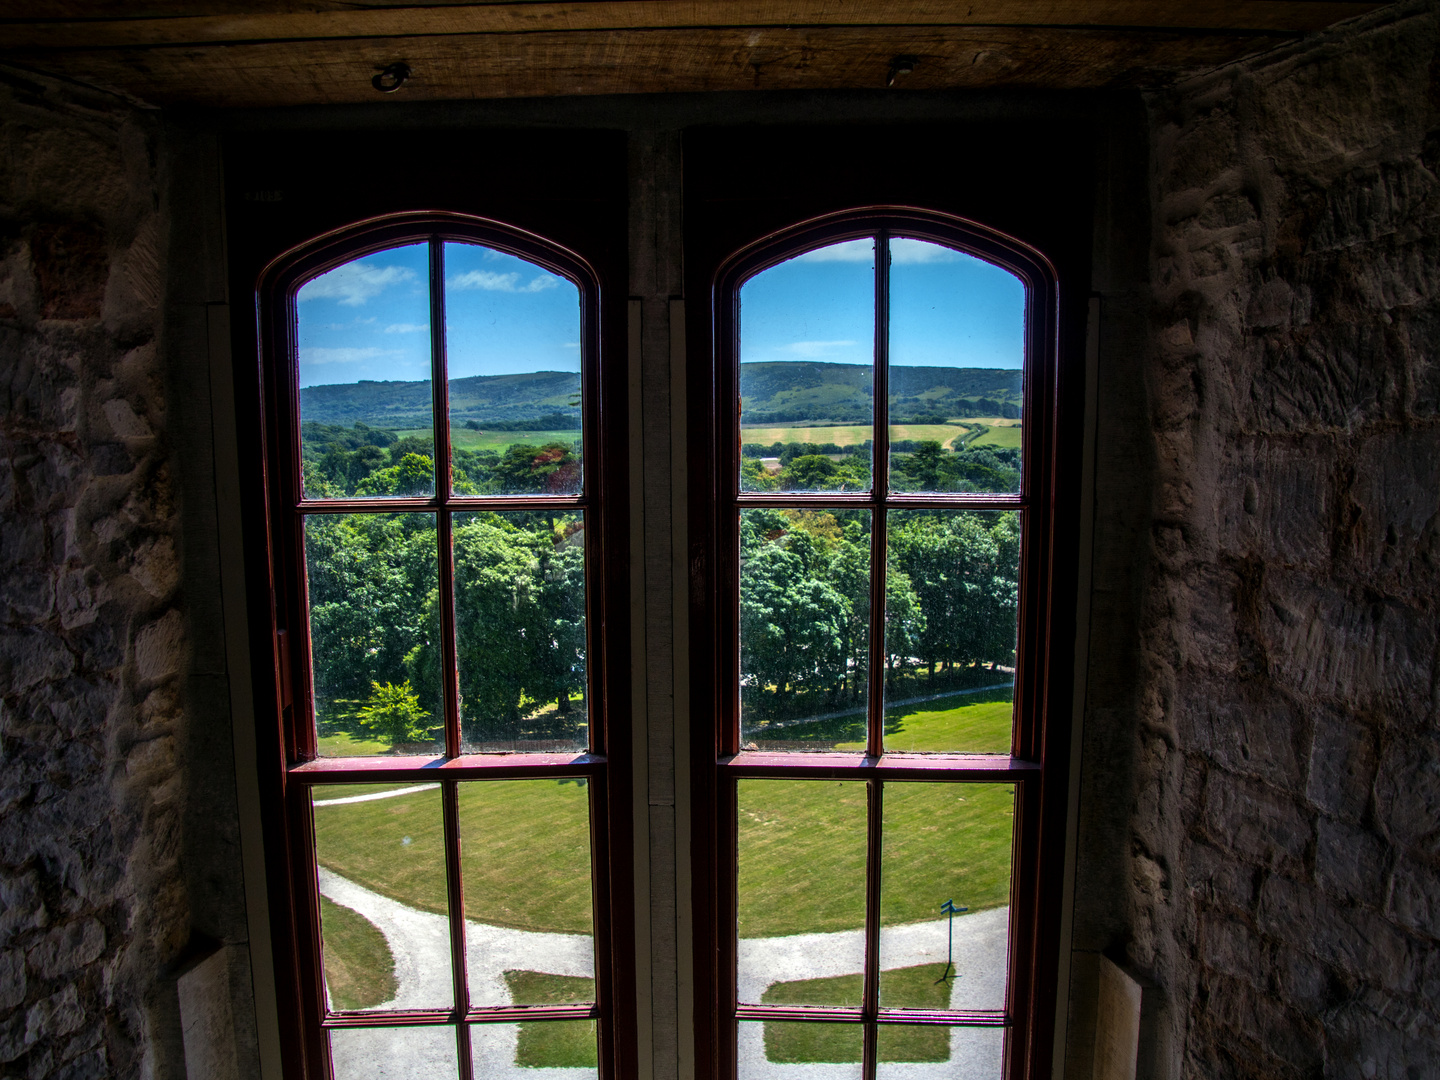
[348, 680, 433, 745]
[739, 524, 850, 718]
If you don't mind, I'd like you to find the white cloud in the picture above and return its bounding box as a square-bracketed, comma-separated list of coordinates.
[782, 340, 859, 358]
[790, 238, 967, 265]
[890, 238, 962, 264]
[384, 322, 428, 334]
[448, 270, 561, 293]
[300, 346, 391, 365]
[299, 264, 417, 306]
[795, 239, 874, 263]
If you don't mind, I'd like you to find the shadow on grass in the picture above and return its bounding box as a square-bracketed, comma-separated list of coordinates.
[745, 671, 1014, 753]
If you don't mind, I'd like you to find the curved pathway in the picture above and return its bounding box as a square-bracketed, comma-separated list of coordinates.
[321, 870, 1006, 1080]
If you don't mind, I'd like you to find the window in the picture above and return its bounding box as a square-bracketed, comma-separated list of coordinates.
[255, 214, 624, 1080]
[704, 209, 1064, 1079]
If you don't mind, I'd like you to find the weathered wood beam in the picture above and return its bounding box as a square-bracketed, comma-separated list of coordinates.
[0, 25, 1309, 107]
[0, 0, 1383, 50]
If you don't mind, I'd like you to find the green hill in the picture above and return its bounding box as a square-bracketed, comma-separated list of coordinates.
[740, 362, 1021, 424]
[299, 362, 1021, 431]
[300, 371, 582, 429]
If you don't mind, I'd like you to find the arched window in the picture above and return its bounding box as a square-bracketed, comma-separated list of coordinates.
[704, 209, 1063, 1080]
[255, 213, 622, 1080]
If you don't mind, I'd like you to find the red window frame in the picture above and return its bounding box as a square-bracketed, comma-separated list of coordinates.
[253, 211, 627, 1080]
[697, 207, 1069, 1079]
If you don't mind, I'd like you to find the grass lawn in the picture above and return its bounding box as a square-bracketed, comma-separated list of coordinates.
[738, 780, 1014, 938]
[312, 779, 595, 934]
[316, 730, 394, 757]
[964, 419, 1022, 450]
[755, 685, 1013, 754]
[760, 964, 952, 1062]
[313, 757, 1011, 946]
[396, 427, 580, 454]
[320, 896, 397, 1010]
[504, 971, 598, 1067]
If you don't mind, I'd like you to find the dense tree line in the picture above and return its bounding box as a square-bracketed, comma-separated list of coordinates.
[739, 507, 1019, 724]
[740, 440, 1019, 494]
[299, 423, 1019, 748]
[301, 426, 587, 749]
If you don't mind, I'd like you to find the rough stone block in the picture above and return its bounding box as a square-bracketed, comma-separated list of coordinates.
[1201, 770, 1312, 873]
[1198, 912, 1263, 988]
[1179, 686, 1302, 787]
[0, 948, 25, 1011]
[1350, 427, 1440, 586]
[1386, 856, 1440, 938]
[1262, 579, 1435, 721]
[1374, 731, 1440, 855]
[1306, 708, 1377, 822]
[1257, 875, 1414, 994]
[25, 918, 104, 980]
[134, 608, 183, 682]
[1315, 817, 1390, 907]
[1212, 437, 1332, 567]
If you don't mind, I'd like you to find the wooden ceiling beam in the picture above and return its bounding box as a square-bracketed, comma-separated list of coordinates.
[0, 25, 1326, 107]
[0, 0, 1383, 50]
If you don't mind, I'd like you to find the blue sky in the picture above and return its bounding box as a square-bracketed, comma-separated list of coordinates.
[740, 237, 1025, 370]
[296, 242, 580, 389]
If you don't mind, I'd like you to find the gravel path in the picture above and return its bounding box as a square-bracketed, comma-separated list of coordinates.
[319, 870, 594, 1080]
[320, 870, 1006, 1080]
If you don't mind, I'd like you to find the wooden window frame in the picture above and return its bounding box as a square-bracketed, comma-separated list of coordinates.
[694, 206, 1069, 1080]
[252, 211, 628, 1080]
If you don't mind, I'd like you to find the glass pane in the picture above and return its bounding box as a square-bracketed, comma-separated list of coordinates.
[741, 1021, 864, 1073]
[887, 238, 1023, 495]
[883, 510, 1018, 754]
[471, 1021, 597, 1077]
[738, 238, 875, 493]
[876, 1024, 1004, 1076]
[312, 783, 454, 1012]
[330, 1025, 459, 1080]
[452, 511, 587, 752]
[305, 512, 443, 758]
[737, 780, 867, 1004]
[297, 242, 435, 500]
[459, 780, 595, 1007]
[444, 242, 582, 496]
[879, 783, 1013, 1013]
[739, 509, 870, 750]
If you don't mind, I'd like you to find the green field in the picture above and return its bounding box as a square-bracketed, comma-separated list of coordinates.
[317, 731, 398, 758]
[504, 971, 598, 1067]
[957, 419, 1022, 450]
[739, 420, 1018, 453]
[395, 426, 580, 454]
[761, 963, 952, 1063]
[319, 897, 397, 1010]
[737, 779, 1013, 937]
[312, 779, 594, 934]
[751, 686, 1014, 754]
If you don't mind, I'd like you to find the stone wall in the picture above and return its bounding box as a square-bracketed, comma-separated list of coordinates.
[1084, 2, 1440, 1075]
[0, 71, 195, 1079]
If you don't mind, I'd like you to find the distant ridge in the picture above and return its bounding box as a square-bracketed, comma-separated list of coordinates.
[299, 362, 1021, 429]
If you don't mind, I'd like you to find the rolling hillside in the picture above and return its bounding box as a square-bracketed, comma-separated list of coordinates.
[299, 363, 1021, 430]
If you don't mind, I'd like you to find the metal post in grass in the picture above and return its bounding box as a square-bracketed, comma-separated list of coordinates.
[935, 899, 968, 983]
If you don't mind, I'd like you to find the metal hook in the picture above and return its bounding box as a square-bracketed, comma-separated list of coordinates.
[886, 55, 917, 88]
[372, 62, 412, 93]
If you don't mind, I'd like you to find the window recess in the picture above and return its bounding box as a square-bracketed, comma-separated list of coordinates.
[257, 214, 620, 1080]
[704, 209, 1063, 1080]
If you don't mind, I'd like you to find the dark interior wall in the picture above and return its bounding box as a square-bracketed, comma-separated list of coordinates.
[2, 5, 1438, 1078]
[1068, 1, 1440, 1076]
[0, 72, 200, 1079]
